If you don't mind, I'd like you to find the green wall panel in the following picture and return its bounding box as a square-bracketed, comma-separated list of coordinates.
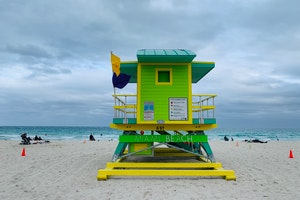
[139, 65, 189, 122]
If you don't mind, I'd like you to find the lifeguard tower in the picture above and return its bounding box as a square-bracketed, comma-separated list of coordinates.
[97, 49, 236, 180]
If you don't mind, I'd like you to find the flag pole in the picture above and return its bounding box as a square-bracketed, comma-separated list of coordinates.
[113, 51, 116, 117]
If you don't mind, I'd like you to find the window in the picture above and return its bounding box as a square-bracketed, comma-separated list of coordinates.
[158, 71, 170, 82]
[156, 68, 172, 85]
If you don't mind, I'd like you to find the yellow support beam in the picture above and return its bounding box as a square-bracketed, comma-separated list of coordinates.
[105, 162, 222, 169]
[97, 162, 236, 181]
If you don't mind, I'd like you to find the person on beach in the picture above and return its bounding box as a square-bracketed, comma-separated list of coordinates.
[34, 135, 42, 141]
[89, 134, 95, 141]
[224, 135, 229, 141]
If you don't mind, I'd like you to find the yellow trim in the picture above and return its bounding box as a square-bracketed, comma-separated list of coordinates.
[133, 120, 193, 124]
[188, 63, 192, 123]
[136, 63, 141, 124]
[192, 105, 216, 112]
[114, 104, 136, 109]
[139, 62, 190, 66]
[155, 68, 173, 85]
[192, 61, 215, 64]
[110, 123, 217, 131]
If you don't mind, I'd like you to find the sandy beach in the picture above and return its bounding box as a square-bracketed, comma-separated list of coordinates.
[1, 140, 299, 200]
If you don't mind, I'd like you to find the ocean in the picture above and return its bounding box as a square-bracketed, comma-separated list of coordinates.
[0, 126, 299, 141]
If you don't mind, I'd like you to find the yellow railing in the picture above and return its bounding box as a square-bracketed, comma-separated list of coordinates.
[112, 94, 216, 120]
[192, 94, 217, 120]
[113, 94, 137, 119]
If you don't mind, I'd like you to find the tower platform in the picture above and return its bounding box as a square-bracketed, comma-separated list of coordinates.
[97, 133, 236, 181]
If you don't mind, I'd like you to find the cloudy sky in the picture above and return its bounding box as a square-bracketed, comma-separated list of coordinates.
[1, 0, 300, 128]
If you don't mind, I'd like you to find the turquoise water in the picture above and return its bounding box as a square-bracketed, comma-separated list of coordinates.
[0, 126, 299, 141]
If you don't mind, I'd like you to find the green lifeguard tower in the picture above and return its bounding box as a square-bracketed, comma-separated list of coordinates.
[97, 49, 236, 180]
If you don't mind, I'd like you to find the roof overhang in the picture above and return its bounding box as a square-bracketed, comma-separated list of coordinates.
[137, 49, 196, 63]
[191, 62, 215, 83]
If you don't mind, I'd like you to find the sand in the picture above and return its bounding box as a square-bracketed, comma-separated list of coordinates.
[0, 140, 299, 200]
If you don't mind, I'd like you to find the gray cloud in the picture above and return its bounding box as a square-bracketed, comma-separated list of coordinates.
[4, 44, 52, 58]
[0, 0, 300, 127]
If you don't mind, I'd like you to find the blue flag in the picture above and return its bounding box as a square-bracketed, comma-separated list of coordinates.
[112, 72, 131, 89]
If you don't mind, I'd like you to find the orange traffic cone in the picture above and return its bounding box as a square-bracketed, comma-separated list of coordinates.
[289, 150, 294, 158]
[21, 148, 26, 156]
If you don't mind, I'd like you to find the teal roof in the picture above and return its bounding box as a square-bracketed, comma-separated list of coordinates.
[191, 62, 215, 82]
[137, 49, 196, 63]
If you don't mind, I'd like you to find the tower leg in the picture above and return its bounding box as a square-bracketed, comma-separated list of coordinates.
[190, 131, 215, 162]
[200, 142, 215, 162]
[111, 130, 138, 162]
[112, 142, 128, 162]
